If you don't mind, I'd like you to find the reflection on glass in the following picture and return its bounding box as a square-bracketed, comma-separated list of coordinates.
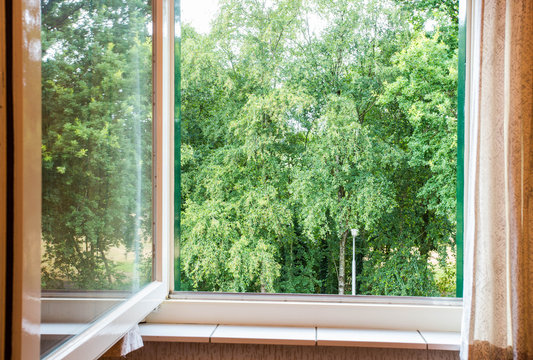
[178, 0, 458, 297]
[41, 0, 153, 356]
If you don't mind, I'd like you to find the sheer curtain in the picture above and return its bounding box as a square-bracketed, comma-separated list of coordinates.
[461, 0, 532, 359]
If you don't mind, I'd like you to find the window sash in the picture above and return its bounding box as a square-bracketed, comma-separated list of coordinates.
[11, 0, 175, 358]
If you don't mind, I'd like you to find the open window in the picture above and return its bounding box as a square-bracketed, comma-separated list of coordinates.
[9, 0, 174, 358]
[7, 0, 469, 357]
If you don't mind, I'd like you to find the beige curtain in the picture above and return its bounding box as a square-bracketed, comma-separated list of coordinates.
[460, 0, 533, 359]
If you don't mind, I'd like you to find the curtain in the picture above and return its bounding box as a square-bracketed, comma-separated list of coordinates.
[460, 0, 533, 359]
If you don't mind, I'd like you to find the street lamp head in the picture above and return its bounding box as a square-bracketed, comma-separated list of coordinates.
[351, 228, 358, 238]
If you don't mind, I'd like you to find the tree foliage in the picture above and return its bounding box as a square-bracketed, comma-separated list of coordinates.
[179, 0, 458, 296]
[41, 0, 153, 290]
[42, 0, 458, 296]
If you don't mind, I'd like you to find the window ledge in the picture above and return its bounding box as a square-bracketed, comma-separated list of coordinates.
[41, 323, 461, 351]
[146, 298, 462, 332]
[40, 296, 462, 354]
[137, 324, 461, 351]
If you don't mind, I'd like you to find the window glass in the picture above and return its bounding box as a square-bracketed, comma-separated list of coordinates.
[41, 0, 153, 356]
[177, 0, 459, 297]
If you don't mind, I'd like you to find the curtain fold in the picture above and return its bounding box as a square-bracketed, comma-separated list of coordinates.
[461, 0, 533, 359]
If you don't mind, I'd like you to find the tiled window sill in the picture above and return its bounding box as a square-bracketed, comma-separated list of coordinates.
[137, 324, 460, 351]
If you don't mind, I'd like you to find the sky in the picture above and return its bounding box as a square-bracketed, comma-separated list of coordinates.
[180, 0, 327, 37]
[181, 0, 220, 34]
[180, 0, 437, 38]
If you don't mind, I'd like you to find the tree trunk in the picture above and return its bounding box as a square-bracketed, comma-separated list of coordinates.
[97, 236, 113, 285]
[338, 229, 348, 295]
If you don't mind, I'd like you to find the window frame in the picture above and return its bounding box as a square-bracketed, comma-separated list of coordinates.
[11, 0, 175, 358]
[152, 293, 462, 332]
[9, 0, 473, 357]
[0, 0, 7, 355]
[168, 0, 468, 330]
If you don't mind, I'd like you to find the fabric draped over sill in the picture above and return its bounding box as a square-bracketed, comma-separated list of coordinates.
[102, 324, 144, 358]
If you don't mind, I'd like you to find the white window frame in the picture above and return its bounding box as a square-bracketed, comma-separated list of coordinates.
[152, 293, 462, 332]
[158, 0, 471, 334]
[11, 0, 175, 358]
[10, 0, 477, 357]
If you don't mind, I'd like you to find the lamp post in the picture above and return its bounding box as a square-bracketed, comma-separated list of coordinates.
[351, 228, 358, 295]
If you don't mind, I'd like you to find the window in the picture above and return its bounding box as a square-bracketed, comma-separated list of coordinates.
[8, 0, 173, 358]
[7, 0, 469, 358]
[40, 0, 155, 355]
[174, 0, 461, 297]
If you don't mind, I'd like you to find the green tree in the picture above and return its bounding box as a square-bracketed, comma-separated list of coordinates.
[42, 0, 459, 296]
[178, 0, 458, 296]
[41, 0, 153, 290]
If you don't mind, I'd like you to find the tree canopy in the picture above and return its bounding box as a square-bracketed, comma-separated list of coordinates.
[41, 0, 153, 290]
[179, 0, 458, 296]
[41, 0, 458, 296]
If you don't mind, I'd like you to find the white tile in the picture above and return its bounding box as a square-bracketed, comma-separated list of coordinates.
[139, 324, 216, 343]
[211, 325, 316, 346]
[317, 328, 426, 349]
[420, 331, 461, 351]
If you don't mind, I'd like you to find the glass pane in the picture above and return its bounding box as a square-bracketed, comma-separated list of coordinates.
[177, 0, 459, 297]
[40, 0, 153, 356]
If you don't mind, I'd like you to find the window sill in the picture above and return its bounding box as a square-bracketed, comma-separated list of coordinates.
[137, 323, 461, 351]
[40, 294, 462, 356]
[146, 296, 462, 332]
[42, 323, 460, 351]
